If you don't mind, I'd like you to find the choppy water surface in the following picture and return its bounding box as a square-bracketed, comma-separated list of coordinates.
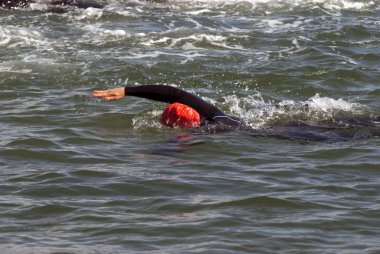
[1, 0, 380, 253]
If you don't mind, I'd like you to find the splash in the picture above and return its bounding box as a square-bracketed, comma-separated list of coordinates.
[304, 94, 363, 115]
[221, 92, 369, 129]
[132, 110, 165, 130]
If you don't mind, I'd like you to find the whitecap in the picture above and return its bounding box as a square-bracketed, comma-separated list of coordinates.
[0, 26, 48, 48]
[82, 24, 127, 39]
[304, 94, 363, 114]
[29, 3, 49, 11]
[0, 63, 33, 73]
[141, 33, 245, 50]
[74, 7, 104, 20]
[167, 0, 377, 13]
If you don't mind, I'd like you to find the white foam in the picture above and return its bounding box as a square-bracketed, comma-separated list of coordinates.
[74, 7, 104, 20]
[29, 3, 49, 11]
[220, 91, 367, 128]
[168, 0, 377, 12]
[22, 54, 57, 65]
[122, 51, 161, 60]
[132, 110, 165, 130]
[0, 36, 11, 46]
[184, 9, 213, 15]
[118, 50, 207, 65]
[82, 24, 127, 38]
[184, 17, 204, 29]
[222, 93, 271, 128]
[325, 50, 358, 65]
[259, 19, 305, 34]
[141, 33, 245, 50]
[23, 0, 380, 15]
[0, 64, 33, 73]
[322, 0, 375, 11]
[0, 26, 48, 48]
[304, 94, 363, 114]
[112, 9, 138, 17]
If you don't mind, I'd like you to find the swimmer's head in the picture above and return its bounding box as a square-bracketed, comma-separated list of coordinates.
[160, 103, 200, 128]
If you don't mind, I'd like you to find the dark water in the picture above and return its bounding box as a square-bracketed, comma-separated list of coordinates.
[1, 0, 380, 253]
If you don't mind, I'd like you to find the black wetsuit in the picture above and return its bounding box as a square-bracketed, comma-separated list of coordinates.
[125, 85, 242, 127]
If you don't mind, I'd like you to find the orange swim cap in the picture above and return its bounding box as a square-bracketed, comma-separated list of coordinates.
[160, 103, 200, 128]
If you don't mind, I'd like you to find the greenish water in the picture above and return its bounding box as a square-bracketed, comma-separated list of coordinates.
[1, 0, 380, 253]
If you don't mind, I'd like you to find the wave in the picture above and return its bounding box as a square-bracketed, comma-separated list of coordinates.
[122, 0, 378, 13]
[175, 0, 378, 11]
[2, 0, 378, 58]
[21, 0, 379, 14]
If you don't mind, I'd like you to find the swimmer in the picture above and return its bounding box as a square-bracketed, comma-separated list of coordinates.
[92, 85, 242, 129]
[92, 85, 379, 141]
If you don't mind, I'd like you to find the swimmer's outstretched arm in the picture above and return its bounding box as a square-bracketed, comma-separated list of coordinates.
[92, 87, 125, 101]
[92, 85, 225, 119]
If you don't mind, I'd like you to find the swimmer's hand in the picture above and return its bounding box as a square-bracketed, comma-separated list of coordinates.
[92, 87, 125, 101]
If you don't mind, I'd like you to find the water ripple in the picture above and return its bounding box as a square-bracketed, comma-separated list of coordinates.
[1, 1, 380, 253]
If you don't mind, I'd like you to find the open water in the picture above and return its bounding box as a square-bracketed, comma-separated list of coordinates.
[1, 0, 380, 253]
